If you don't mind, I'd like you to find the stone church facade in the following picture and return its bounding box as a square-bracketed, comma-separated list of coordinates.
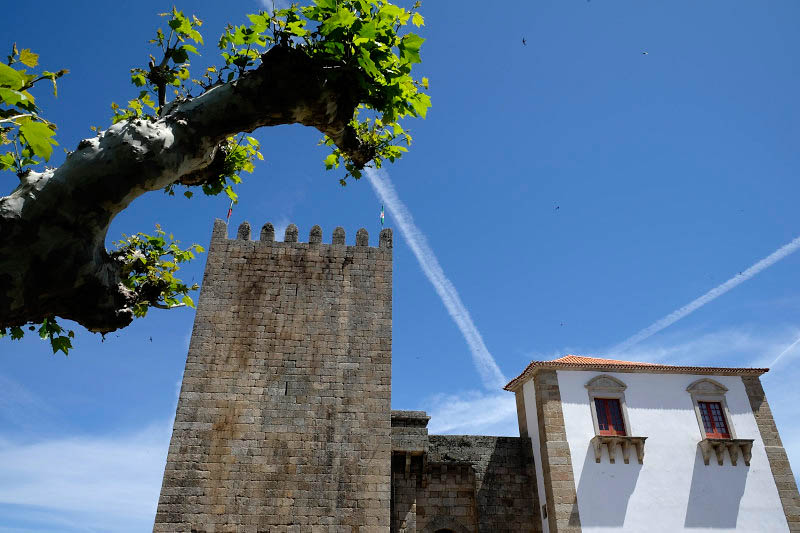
[153, 220, 799, 532]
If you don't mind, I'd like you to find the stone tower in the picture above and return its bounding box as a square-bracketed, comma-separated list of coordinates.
[154, 219, 393, 532]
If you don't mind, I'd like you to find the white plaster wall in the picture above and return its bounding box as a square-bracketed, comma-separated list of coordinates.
[556, 371, 789, 532]
[523, 379, 550, 533]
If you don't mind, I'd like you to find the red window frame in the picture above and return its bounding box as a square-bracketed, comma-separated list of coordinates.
[594, 398, 626, 436]
[698, 401, 731, 439]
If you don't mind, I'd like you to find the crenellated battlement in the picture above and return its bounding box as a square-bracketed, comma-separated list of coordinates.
[211, 218, 393, 249]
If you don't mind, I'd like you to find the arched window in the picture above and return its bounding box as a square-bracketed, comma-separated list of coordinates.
[585, 374, 631, 437]
[686, 378, 735, 439]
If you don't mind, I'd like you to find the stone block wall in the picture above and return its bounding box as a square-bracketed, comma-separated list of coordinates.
[391, 433, 541, 532]
[742, 376, 800, 532]
[154, 220, 393, 532]
[533, 370, 581, 533]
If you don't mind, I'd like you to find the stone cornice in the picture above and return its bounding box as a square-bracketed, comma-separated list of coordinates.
[505, 360, 768, 393]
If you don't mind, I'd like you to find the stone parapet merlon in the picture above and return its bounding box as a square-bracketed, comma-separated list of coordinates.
[212, 218, 393, 249]
[392, 410, 430, 454]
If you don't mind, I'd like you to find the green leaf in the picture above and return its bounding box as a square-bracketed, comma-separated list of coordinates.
[19, 120, 57, 161]
[324, 153, 339, 169]
[18, 49, 39, 67]
[358, 49, 382, 81]
[10, 326, 24, 340]
[182, 294, 195, 308]
[0, 87, 33, 107]
[182, 44, 200, 55]
[50, 335, 72, 355]
[171, 47, 189, 64]
[0, 63, 24, 90]
[399, 33, 425, 64]
[412, 12, 424, 27]
[379, 4, 405, 21]
[409, 92, 431, 118]
[315, 0, 337, 11]
[131, 73, 147, 87]
[188, 29, 204, 45]
[224, 186, 238, 201]
[320, 7, 357, 35]
[356, 20, 378, 40]
[0, 153, 15, 170]
[286, 21, 308, 36]
[247, 13, 268, 31]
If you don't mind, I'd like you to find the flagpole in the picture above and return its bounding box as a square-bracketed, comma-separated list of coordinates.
[226, 199, 234, 224]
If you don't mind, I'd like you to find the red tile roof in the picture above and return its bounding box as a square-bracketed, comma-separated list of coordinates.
[551, 355, 659, 366]
[503, 354, 768, 392]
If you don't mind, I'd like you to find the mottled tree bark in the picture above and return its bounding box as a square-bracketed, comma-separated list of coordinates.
[0, 46, 374, 332]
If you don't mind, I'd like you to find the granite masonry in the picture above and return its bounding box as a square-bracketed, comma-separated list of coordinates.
[154, 220, 393, 531]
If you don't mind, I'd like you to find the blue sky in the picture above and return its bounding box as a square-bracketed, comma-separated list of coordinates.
[3, 0, 800, 530]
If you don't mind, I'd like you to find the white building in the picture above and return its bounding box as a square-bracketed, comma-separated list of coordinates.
[504, 355, 799, 533]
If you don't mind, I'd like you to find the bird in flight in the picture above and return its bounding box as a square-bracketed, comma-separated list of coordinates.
[522, 38, 527, 46]
[642, 51, 649, 55]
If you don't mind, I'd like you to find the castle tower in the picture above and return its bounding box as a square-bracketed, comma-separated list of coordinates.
[154, 220, 393, 532]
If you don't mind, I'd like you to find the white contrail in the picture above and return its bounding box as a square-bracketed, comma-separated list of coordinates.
[769, 333, 800, 369]
[365, 167, 507, 390]
[613, 235, 800, 353]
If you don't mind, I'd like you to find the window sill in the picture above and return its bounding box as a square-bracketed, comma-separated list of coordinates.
[698, 438, 754, 466]
[590, 435, 647, 464]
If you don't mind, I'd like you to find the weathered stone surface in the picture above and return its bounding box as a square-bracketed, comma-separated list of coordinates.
[391, 434, 541, 533]
[534, 370, 581, 532]
[742, 376, 800, 532]
[154, 220, 392, 532]
[392, 411, 430, 455]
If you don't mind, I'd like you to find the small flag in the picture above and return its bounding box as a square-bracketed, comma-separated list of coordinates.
[226, 199, 234, 223]
[380, 204, 385, 226]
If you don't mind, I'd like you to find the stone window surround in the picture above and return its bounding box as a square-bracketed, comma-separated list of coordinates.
[686, 378, 754, 466]
[585, 374, 632, 437]
[585, 374, 646, 464]
[686, 378, 737, 439]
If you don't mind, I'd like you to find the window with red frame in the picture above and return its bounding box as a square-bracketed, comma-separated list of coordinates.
[698, 401, 730, 439]
[594, 398, 626, 436]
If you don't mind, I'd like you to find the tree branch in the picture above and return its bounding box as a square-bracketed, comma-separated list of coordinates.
[0, 46, 373, 333]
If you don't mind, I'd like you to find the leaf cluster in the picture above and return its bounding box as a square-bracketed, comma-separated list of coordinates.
[0, 317, 75, 356]
[205, 134, 263, 201]
[0, 43, 67, 176]
[123, 0, 430, 190]
[166, 134, 263, 202]
[208, 0, 432, 183]
[112, 8, 203, 123]
[109, 225, 204, 319]
[299, 0, 430, 181]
